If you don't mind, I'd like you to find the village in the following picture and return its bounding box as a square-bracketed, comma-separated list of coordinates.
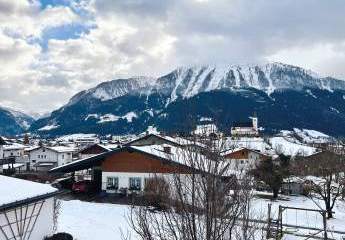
[1, 116, 345, 240]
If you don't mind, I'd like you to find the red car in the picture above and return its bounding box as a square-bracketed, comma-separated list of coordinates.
[72, 180, 95, 193]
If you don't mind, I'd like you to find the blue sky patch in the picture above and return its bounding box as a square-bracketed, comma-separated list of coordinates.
[39, 0, 70, 9]
[39, 23, 92, 50]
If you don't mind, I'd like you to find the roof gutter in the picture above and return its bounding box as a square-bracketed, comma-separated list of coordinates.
[0, 190, 63, 212]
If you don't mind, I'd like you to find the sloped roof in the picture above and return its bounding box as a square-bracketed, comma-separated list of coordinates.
[3, 142, 25, 150]
[232, 122, 253, 128]
[0, 175, 58, 211]
[127, 133, 206, 148]
[50, 144, 217, 175]
[48, 146, 77, 153]
[80, 143, 119, 154]
[0, 137, 6, 145]
[221, 147, 269, 157]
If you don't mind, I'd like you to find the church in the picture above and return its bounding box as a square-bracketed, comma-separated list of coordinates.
[230, 115, 259, 137]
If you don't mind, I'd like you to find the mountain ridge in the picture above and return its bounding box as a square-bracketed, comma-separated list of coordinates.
[0, 106, 35, 136]
[29, 62, 345, 136]
[67, 62, 345, 105]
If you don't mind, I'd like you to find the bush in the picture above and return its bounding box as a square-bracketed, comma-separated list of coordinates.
[144, 177, 170, 210]
[44, 232, 73, 240]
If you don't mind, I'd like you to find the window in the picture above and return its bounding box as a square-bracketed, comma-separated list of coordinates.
[129, 177, 141, 191]
[106, 177, 119, 190]
[62, 154, 64, 159]
[38, 155, 40, 159]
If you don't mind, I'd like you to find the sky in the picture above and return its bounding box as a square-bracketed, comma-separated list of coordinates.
[1, 0, 345, 115]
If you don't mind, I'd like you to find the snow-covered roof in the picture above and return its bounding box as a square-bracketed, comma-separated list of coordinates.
[221, 147, 268, 157]
[128, 133, 206, 148]
[224, 137, 275, 156]
[3, 143, 25, 150]
[99, 144, 119, 151]
[51, 144, 227, 175]
[56, 133, 99, 142]
[131, 144, 230, 175]
[1, 163, 24, 170]
[24, 145, 40, 152]
[47, 146, 77, 153]
[221, 147, 246, 156]
[161, 135, 206, 148]
[0, 175, 58, 208]
[283, 176, 305, 184]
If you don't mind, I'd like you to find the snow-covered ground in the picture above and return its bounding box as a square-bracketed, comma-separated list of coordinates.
[284, 128, 331, 144]
[58, 201, 133, 240]
[269, 136, 317, 156]
[253, 195, 345, 238]
[58, 195, 345, 240]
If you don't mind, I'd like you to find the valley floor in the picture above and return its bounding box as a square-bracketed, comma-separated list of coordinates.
[57, 194, 345, 240]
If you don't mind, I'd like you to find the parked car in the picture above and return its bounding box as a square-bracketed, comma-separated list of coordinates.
[72, 180, 95, 193]
[52, 176, 74, 190]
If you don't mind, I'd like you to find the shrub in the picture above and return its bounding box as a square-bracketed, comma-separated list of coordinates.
[44, 232, 73, 240]
[144, 177, 170, 210]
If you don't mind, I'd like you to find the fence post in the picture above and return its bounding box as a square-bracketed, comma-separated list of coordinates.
[267, 203, 272, 239]
[323, 211, 328, 240]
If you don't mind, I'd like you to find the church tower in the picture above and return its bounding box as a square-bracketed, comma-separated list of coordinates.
[252, 112, 258, 131]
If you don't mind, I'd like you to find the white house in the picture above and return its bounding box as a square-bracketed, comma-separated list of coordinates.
[193, 123, 220, 137]
[2, 142, 25, 159]
[221, 147, 269, 172]
[0, 175, 59, 240]
[50, 144, 231, 196]
[28, 146, 77, 171]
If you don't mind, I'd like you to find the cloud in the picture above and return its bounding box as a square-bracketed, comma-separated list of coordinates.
[1, 0, 345, 114]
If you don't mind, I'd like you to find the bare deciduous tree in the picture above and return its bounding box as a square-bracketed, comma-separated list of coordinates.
[293, 149, 345, 218]
[128, 136, 264, 240]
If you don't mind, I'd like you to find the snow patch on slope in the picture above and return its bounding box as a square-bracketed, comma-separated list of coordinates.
[84, 112, 138, 124]
[38, 123, 60, 131]
[270, 136, 317, 156]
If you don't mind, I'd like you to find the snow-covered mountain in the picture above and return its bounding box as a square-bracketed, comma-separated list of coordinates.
[30, 62, 345, 136]
[67, 77, 156, 106]
[153, 63, 345, 101]
[0, 106, 35, 136]
[68, 63, 345, 106]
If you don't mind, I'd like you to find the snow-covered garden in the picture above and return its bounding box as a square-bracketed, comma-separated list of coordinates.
[58, 195, 345, 240]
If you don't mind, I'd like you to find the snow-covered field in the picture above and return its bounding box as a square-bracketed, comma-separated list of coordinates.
[58, 195, 345, 240]
[58, 201, 133, 240]
[269, 136, 317, 156]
